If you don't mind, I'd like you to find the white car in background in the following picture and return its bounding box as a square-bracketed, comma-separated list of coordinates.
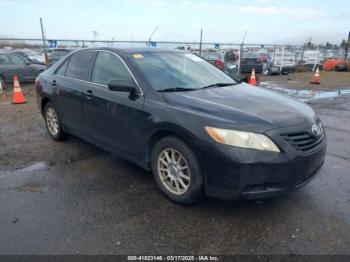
[269, 51, 296, 74]
[300, 50, 324, 64]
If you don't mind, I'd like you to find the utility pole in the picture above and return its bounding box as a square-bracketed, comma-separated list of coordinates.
[345, 31, 350, 60]
[238, 30, 247, 76]
[39, 17, 48, 67]
[199, 29, 203, 57]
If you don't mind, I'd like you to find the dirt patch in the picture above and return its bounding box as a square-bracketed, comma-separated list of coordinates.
[0, 84, 105, 171]
[259, 71, 350, 90]
[14, 183, 49, 193]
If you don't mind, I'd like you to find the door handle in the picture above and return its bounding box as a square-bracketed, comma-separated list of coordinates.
[86, 89, 94, 99]
[51, 80, 56, 86]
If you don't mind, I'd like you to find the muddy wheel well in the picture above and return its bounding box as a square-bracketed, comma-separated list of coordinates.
[146, 130, 194, 169]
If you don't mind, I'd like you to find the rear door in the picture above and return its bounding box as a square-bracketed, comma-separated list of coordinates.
[52, 51, 96, 136]
[84, 51, 146, 159]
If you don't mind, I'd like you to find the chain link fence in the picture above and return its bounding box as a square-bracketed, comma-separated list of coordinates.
[1, 38, 349, 77]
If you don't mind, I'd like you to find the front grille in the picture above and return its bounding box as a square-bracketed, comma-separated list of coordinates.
[281, 131, 325, 154]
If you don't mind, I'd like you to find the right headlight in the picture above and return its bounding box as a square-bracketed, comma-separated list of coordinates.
[205, 126, 280, 152]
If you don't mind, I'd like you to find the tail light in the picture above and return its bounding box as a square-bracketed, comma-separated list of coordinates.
[214, 59, 224, 69]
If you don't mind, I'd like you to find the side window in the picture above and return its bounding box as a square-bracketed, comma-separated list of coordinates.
[0, 54, 12, 65]
[56, 59, 69, 76]
[10, 54, 27, 65]
[92, 52, 132, 86]
[66, 52, 95, 81]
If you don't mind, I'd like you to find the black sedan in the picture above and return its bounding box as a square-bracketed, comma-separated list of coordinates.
[240, 52, 263, 74]
[35, 48, 326, 205]
[0, 52, 46, 87]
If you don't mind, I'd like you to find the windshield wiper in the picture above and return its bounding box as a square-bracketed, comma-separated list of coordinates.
[200, 82, 236, 89]
[157, 87, 197, 92]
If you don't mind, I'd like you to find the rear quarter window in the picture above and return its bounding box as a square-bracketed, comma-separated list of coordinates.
[55, 59, 69, 76]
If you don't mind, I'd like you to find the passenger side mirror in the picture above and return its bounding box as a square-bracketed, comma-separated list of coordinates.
[108, 78, 137, 93]
[25, 61, 31, 65]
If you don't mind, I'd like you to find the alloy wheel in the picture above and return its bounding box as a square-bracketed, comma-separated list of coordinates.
[46, 107, 59, 136]
[157, 148, 191, 195]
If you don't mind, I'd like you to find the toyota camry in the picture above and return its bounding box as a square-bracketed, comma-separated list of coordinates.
[36, 47, 326, 205]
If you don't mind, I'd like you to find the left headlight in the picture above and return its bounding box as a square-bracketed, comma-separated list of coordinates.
[205, 126, 280, 152]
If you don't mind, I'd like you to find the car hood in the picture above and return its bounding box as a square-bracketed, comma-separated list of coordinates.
[161, 82, 315, 132]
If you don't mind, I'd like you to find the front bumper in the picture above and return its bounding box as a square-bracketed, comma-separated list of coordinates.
[198, 122, 327, 200]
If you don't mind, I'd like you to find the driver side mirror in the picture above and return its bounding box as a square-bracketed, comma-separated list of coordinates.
[107, 78, 137, 93]
[25, 61, 31, 65]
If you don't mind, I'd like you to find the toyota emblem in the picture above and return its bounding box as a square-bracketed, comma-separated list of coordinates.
[312, 123, 322, 137]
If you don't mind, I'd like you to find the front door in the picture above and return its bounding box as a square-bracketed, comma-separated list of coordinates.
[84, 51, 147, 160]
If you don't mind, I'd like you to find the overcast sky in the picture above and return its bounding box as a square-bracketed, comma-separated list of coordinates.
[1, 0, 349, 44]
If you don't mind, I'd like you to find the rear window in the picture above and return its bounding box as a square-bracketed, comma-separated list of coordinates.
[66, 52, 95, 81]
[201, 52, 221, 60]
[242, 52, 260, 58]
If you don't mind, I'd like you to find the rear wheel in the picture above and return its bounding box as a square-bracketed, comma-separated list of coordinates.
[44, 102, 67, 141]
[151, 136, 204, 205]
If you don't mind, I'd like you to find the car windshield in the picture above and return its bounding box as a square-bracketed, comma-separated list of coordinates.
[129, 52, 237, 91]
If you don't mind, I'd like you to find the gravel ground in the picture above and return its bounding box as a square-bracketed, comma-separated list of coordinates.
[260, 71, 350, 90]
[0, 84, 350, 255]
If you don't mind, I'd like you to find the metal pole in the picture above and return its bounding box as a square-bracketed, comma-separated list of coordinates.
[40, 17, 48, 67]
[280, 47, 284, 72]
[313, 45, 319, 72]
[199, 29, 203, 57]
[345, 31, 350, 60]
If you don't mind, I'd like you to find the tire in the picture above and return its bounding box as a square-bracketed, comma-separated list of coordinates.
[44, 102, 67, 141]
[151, 136, 204, 205]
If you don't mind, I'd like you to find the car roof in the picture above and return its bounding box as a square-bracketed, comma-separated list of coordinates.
[71, 47, 185, 55]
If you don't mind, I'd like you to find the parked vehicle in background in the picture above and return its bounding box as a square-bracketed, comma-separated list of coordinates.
[36, 47, 326, 205]
[48, 49, 72, 67]
[258, 52, 269, 63]
[240, 52, 263, 74]
[323, 50, 343, 59]
[0, 52, 46, 86]
[269, 51, 296, 74]
[12, 51, 45, 65]
[224, 49, 238, 76]
[200, 51, 225, 71]
[300, 50, 324, 64]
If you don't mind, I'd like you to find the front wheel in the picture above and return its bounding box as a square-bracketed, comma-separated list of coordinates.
[151, 136, 204, 205]
[44, 102, 67, 141]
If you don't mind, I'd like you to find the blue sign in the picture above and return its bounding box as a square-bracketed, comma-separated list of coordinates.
[214, 43, 220, 50]
[48, 40, 57, 48]
[150, 41, 157, 47]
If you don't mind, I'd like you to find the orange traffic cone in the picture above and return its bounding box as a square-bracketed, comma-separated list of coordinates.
[310, 66, 320, 84]
[12, 75, 26, 104]
[249, 68, 257, 86]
